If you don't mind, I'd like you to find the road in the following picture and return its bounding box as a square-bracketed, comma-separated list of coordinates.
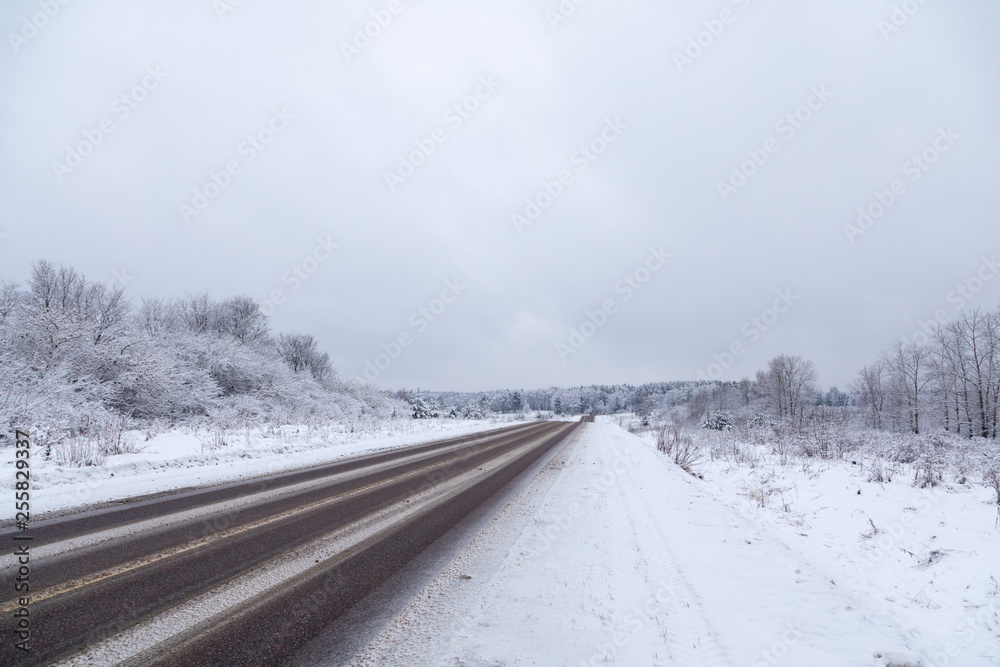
[0, 420, 579, 666]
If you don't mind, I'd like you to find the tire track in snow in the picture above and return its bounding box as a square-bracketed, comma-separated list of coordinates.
[343, 424, 587, 666]
[607, 429, 735, 667]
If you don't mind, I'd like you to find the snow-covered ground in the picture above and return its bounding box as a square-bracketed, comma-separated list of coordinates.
[4, 418, 520, 517]
[350, 420, 1000, 666]
[648, 423, 1000, 667]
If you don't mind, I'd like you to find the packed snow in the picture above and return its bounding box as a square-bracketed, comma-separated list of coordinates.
[4, 417, 516, 517]
[349, 419, 999, 666]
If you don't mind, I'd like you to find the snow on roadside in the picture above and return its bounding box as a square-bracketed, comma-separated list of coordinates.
[350, 420, 997, 666]
[635, 424, 1000, 666]
[2, 418, 517, 517]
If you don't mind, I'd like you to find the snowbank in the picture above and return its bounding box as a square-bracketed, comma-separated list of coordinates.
[350, 420, 999, 666]
[4, 418, 516, 517]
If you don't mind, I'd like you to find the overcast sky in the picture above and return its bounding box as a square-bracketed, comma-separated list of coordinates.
[1, 0, 998, 392]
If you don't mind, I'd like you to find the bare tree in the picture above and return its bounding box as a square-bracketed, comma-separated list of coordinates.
[136, 297, 178, 335]
[686, 385, 711, 424]
[276, 333, 334, 381]
[882, 340, 932, 434]
[217, 296, 268, 344]
[309, 351, 333, 382]
[54, 264, 87, 315]
[755, 367, 782, 418]
[854, 361, 886, 430]
[758, 354, 817, 424]
[632, 388, 653, 420]
[933, 320, 972, 436]
[29, 260, 57, 309]
[737, 377, 752, 407]
[276, 333, 316, 373]
[933, 310, 999, 438]
[1, 260, 385, 438]
[177, 293, 213, 334]
[0, 281, 20, 322]
[87, 283, 130, 344]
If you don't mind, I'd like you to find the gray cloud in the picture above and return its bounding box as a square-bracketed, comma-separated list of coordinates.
[1, 0, 998, 391]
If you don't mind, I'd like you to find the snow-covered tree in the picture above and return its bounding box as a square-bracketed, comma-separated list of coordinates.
[701, 410, 734, 431]
[411, 393, 433, 419]
[757, 354, 817, 424]
[0, 260, 403, 447]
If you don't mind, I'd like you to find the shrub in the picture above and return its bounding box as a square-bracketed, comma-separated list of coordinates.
[655, 424, 703, 473]
[53, 437, 106, 467]
[701, 410, 734, 431]
[982, 452, 1000, 505]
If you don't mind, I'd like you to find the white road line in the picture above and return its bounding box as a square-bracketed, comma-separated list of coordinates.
[5, 427, 533, 568]
[1, 429, 545, 613]
[54, 430, 566, 667]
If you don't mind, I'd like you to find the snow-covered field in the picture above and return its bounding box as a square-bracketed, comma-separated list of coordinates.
[351, 420, 1000, 666]
[4, 418, 518, 517]
[11, 416, 998, 664]
[644, 422, 1000, 667]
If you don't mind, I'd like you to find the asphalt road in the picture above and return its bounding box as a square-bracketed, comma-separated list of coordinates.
[0, 420, 579, 666]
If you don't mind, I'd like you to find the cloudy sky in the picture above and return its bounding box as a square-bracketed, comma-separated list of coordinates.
[1, 0, 998, 392]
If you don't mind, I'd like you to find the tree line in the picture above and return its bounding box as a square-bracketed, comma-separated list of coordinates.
[0, 261, 398, 438]
[854, 308, 999, 437]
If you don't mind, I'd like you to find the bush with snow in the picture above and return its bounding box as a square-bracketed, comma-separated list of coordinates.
[657, 418, 1000, 498]
[701, 410, 734, 431]
[0, 261, 407, 456]
[410, 394, 439, 419]
[983, 451, 1000, 505]
[461, 404, 486, 420]
[654, 423, 703, 473]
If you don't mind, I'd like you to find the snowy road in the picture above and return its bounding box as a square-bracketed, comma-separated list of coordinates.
[0, 421, 578, 666]
[5, 420, 995, 665]
[347, 421, 954, 666]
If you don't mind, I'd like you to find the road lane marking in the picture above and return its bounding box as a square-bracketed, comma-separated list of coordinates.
[56, 426, 573, 666]
[1, 425, 560, 614]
